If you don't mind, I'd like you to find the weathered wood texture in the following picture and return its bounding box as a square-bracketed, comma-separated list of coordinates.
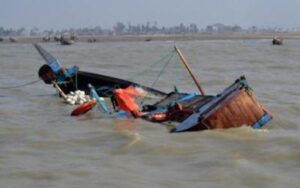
[201, 89, 265, 129]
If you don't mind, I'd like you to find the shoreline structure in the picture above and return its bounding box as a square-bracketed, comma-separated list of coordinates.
[1, 32, 300, 43]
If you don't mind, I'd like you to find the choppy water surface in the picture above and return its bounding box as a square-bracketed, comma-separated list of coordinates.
[0, 40, 299, 188]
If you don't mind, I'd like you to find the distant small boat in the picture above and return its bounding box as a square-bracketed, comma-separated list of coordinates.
[272, 37, 283, 45]
[42, 36, 51, 42]
[87, 38, 97, 43]
[60, 38, 75, 45]
[54, 35, 61, 42]
[60, 33, 76, 45]
[9, 37, 17, 42]
[70, 34, 77, 41]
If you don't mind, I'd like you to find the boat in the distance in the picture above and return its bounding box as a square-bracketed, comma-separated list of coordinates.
[59, 33, 77, 45]
[60, 37, 75, 45]
[9, 37, 17, 42]
[272, 37, 283, 45]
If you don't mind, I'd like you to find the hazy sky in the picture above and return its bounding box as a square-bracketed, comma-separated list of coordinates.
[1, 0, 300, 30]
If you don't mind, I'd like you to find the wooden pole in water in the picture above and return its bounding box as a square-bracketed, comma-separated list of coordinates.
[174, 46, 205, 95]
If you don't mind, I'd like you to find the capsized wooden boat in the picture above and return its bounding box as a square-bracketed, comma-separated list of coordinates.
[34, 44, 272, 133]
[34, 43, 167, 97]
[137, 47, 272, 132]
[110, 75, 272, 132]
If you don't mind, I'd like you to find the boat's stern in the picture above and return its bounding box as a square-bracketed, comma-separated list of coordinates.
[171, 76, 273, 133]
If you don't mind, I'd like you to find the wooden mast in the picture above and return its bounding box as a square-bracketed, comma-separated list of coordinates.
[174, 46, 205, 95]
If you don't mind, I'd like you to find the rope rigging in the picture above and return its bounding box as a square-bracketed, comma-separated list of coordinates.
[150, 50, 175, 88]
[0, 79, 41, 89]
[126, 49, 176, 84]
[126, 48, 193, 93]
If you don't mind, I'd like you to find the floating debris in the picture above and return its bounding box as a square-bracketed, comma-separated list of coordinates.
[65, 90, 91, 105]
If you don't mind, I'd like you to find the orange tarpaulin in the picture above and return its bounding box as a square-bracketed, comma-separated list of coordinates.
[114, 86, 143, 117]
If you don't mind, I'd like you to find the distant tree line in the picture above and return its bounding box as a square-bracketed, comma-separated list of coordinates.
[0, 22, 293, 37]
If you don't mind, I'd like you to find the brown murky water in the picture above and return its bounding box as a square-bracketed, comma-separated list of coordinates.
[0, 40, 299, 188]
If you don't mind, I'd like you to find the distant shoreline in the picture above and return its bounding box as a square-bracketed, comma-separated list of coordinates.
[1, 33, 300, 43]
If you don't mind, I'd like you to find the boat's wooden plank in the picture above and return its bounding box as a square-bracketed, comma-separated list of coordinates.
[201, 88, 265, 129]
[234, 91, 257, 124]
